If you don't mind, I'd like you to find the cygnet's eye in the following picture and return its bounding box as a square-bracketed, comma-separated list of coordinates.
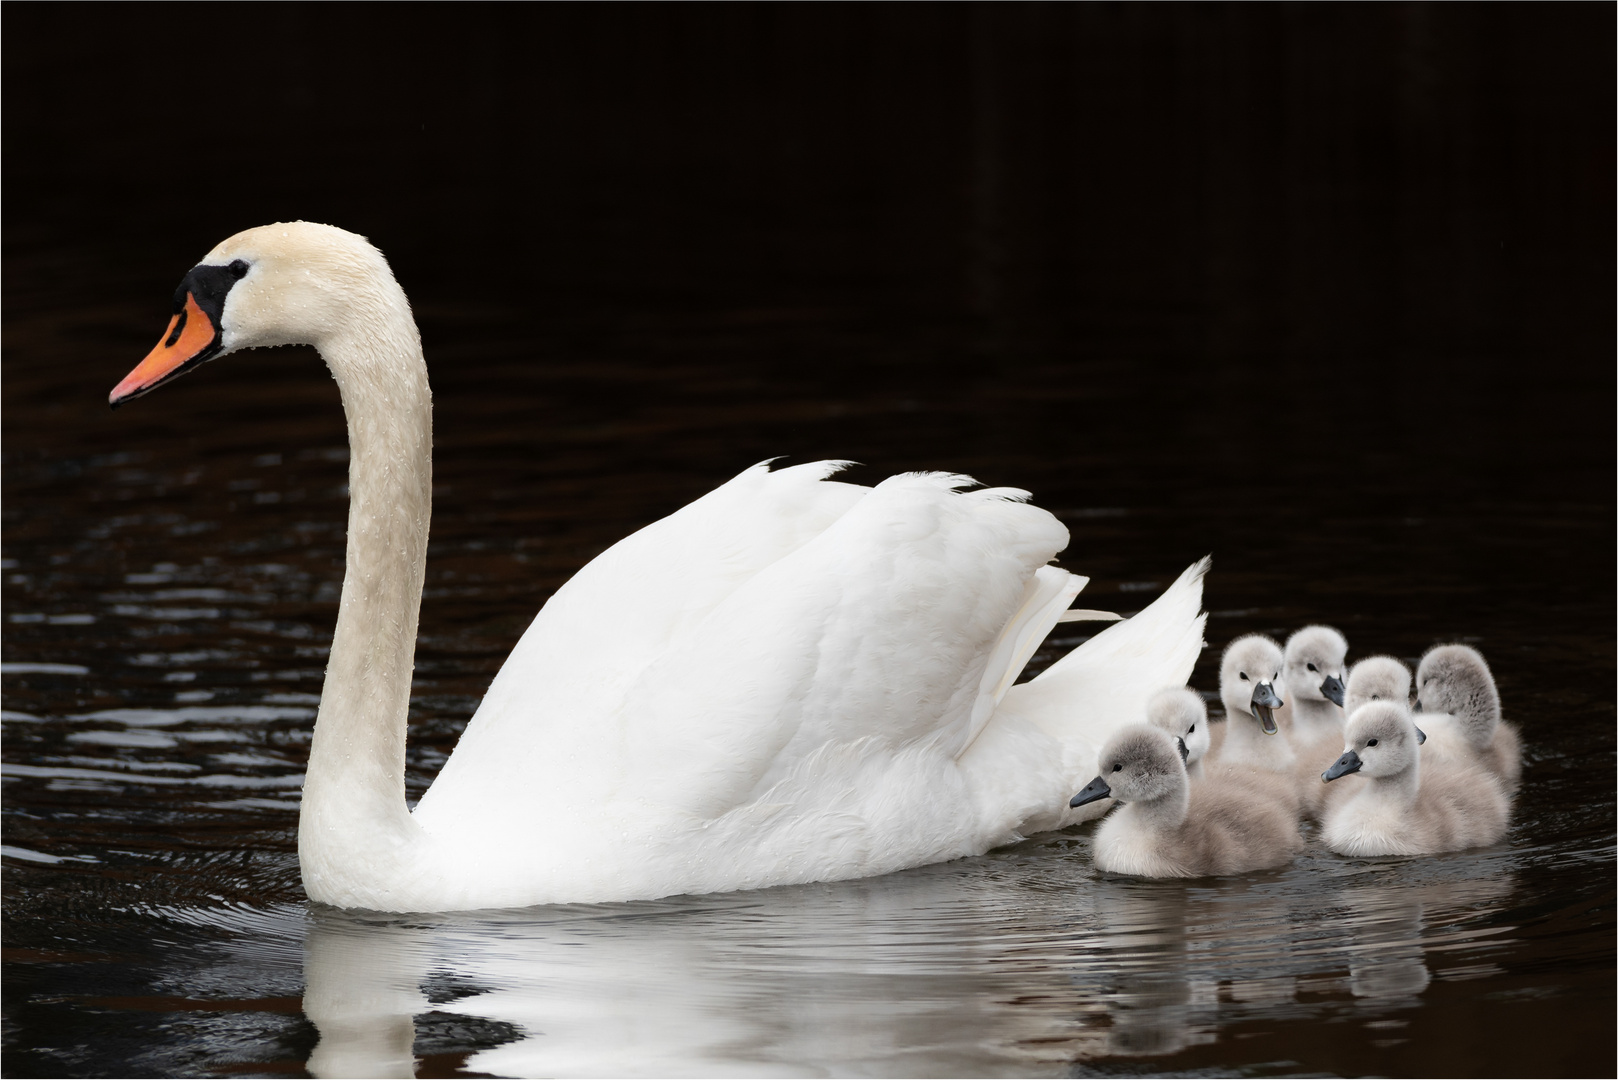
[1111, 763, 1122, 773]
[1371, 694, 1380, 700]
[1239, 672, 1249, 681]
[1307, 663, 1318, 672]
[229, 259, 250, 279]
[1366, 738, 1379, 747]
[1188, 723, 1196, 734]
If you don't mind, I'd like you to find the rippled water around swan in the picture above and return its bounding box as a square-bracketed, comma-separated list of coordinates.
[5, 7, 1615, 1077]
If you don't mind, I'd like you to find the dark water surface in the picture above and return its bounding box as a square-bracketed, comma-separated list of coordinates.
[5, 7, 1614, 1077]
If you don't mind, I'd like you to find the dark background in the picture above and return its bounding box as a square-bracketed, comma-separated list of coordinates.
[8, 3, 1613, 509]
[3, 6, 1614, 1076]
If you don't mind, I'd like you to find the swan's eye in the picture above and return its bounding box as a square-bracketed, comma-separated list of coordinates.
[1307, 663, 1318, 672]
[1366, 738, 1379, 747]
[229, 259, 250, 279]
[1112, 763, 1122, 773]
[1239, 672, 1249, 681]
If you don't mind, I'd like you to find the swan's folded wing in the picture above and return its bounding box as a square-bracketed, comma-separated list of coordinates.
[415, 461, 866, 824]
[431, 471, 1068, 840]
[613, 473, 1071, 823]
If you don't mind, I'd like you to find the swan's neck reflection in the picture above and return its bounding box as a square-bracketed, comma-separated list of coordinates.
[303, 910, 429, 1079]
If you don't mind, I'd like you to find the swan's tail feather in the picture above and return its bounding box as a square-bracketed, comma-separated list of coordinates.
[1056, 608, 1123, 623]
[762, 458, 861, 482]
[958, 565, 1087, 757]
[997, 555, 1210, 819]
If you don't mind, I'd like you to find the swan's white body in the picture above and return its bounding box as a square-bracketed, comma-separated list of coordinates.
[114, 222, 1209, 912]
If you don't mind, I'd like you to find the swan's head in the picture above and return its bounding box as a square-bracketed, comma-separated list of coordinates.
[1145, 687, 1210, 768]
[110, 222, 406, 407]
[1323, 701, 1420, 782]
[1344, 655, 1413, 717]
[1414, 644, 1499, 726]
[1283, 625, 1349, 707]
[1071, 725, 1185, 808]
[1219, 634, 1285, 735]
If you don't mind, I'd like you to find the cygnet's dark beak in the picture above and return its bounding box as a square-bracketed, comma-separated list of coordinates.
[1175, 736, 1190, 765]
[1322, 750, 1362, 782]
[1320, 674, 1346, 707]
[1412, 699, 1424, 713]
[1250, 681, 1282, 735]
[1070, 776, 1112, 808]
[1414, 725, 1427, 744]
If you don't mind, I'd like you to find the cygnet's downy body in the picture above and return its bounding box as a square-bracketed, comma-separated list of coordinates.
[1414, 644, 1522, 793]
[1205, 635, 1301, 817]
[1146, 688, 1211, 782]
[1344, 656, 1412, 717]
[1072, 725, 1301, 878]
[1320, 702, 1510, 856]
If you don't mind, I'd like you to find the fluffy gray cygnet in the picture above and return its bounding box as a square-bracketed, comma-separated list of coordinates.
[1283, 625, 1349, 739]
[1344, 655, 1413, 716]
[1320, 701, 1510, 856]
[1282, 625, 1352, 815]
[1414, 644, 1522, 793]
[1072, 725, 1302, 878]
[1206, 635, 1301, 817]
[1146, 687, 1211, 781]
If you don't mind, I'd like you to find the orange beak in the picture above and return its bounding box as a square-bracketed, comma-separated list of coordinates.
[109, 292, 223, 408]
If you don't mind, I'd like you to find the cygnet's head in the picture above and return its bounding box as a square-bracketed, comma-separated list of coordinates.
[1070, 725, 1185, 808]
[1345, 656, 1413, 717]
[1414, 644, 1500, 724]
[1146, 687, 1210, 768]
[1322, 702, 1421, 782]
[110, 221, 408, 407]
[1284, 625, 1350, 707]
[1219, 634, 1285, 735]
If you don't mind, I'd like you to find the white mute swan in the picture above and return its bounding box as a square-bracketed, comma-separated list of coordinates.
[109, 221, 1209, 912]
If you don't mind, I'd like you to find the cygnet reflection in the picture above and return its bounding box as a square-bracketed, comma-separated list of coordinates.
[1344, 887, 1432, 1002]
[1086, 888, 1218, 1057]
[1338, 873, 1517, 1006]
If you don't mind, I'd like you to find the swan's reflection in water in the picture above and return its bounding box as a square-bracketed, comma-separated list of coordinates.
[299, 840, 1518, 1078]
[304, 919, 428, 1078]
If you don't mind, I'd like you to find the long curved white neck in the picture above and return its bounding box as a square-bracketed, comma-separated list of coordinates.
[298, 291, 433, 906]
